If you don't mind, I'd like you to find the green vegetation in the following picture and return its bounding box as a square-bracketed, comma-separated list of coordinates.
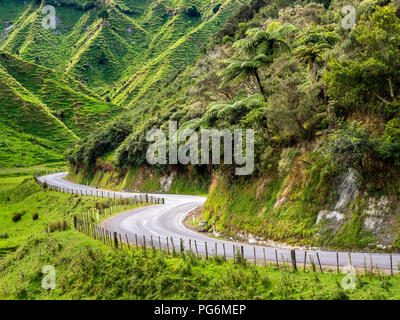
[0, 0, 247, 167]
[65, 0, 400, 251]
[2, 230, 400, 300]
[67, 164, 210, 195]
[0, 51, 121, 168]
[0, 177, 140, 257]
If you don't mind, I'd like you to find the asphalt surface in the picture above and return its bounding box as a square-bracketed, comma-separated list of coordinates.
[39, 172, 400, 271]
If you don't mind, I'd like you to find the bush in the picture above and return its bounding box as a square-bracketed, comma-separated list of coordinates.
[32, 213, 39, 221]
[0, 232, 9, 239]
[213, 4, 222, 14]
[12, 212, 25, 223]
[46, 220, 69, 233]
[186, 6, 201, 18]
[323, 121, 374, 172]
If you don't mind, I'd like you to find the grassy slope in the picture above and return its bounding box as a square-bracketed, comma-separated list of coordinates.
[0, 52, 122, 136]
[2, 227, 400, 299]
[0, 51, 121, 168]
[67, 164, 210, 196]
[0, 62, 76, 167]
[112, 0, 248, 106]
[1, 164, 400, 300]
[0, 0, 248, 100]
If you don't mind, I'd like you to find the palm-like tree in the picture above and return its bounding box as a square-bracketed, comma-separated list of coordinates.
[218, 22, 296, 95]
[217, 55, 270, 95]
[294, 42, 332, 81]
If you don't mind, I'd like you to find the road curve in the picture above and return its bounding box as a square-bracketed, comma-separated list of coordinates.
[39, 172, 400, 271]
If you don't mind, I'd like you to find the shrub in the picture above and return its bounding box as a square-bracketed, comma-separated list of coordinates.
[186, 6, 201, 18]
[46, 220, 69, 233]
[12, 212, 25, 223]
[32, 213, 39, 221]
[213, 4, 222, 14]
[0, 232, 9, 239]
[323, 121, 374, 172]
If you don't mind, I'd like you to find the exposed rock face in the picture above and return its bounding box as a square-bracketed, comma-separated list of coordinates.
[364, 196, 390, 233]
[316, 210, 344, 224]
[316, 168, 359, 225]
[160, 172, 175, 191]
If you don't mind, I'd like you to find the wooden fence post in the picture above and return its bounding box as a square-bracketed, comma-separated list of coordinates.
[205, 242, 208, 260]
[290, 249, 297, 272]
[143, 235, 147, 256]
[253, 247, 257, 265]
[370, 253, 373, 274]
[194, 240, 199, 257]
[119, 233, 123, 250]
[223, 243, 226, 262]
[171, 237, 175, 256]
[275, 249, 279, 268]
[304, 251, 307, 272]
[113, 232, 118, 249]
[390, 254, 393, 276]
[263, 248, 266, 267]
[336, 251, 340, 274]
[316, 252, 323, 273]
[166, 237, 170, 255]
[180, 238, 184, 255]
[241, 246, 244, 259]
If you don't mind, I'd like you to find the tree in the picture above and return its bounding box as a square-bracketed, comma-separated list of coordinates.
[325, 4, 400, 115]
[323, 121, 374, 173]
[218, 22, 296, 95]
[98, 9, 109, 20]
[186, 6, 201, 18]
[354, 4, 400, 106]
[294, 42, 331, 81]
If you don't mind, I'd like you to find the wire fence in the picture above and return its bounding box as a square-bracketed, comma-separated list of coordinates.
[35, 172, 399, 275]
[34, 172, 166, 204]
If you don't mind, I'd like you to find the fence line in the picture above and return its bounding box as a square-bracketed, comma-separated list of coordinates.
[36, 172, 397, 275]
[34, 172, 166, 205]
[72, 215, 398, 275]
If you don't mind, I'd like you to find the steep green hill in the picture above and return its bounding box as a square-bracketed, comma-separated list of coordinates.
[0, 0, 248, 99]
[0, 0, 249, 167]
[66, 0, 400, 251]
[0, 52, 121, 167]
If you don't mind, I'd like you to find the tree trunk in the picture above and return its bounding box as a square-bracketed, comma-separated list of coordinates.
[254, 70, 265, 95]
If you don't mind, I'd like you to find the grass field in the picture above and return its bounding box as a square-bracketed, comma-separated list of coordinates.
[0, 176, 142, 257]
[1, 166, 400, 300]
[1, 229, 400, 300]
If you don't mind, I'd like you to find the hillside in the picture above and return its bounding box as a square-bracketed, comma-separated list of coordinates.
[0, 51, 121, 167]
[0, 0, 251, 167]
[65, 0, 400, 252]
[0, 0, 249, 100]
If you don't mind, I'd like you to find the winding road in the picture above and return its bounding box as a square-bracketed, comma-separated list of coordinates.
[39, 172, 400, 271]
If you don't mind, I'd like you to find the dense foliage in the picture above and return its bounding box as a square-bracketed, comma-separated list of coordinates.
[66, 0, 400, 186]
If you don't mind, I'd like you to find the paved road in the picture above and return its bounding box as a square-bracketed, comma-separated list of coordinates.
[39, 172, 400, 271]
